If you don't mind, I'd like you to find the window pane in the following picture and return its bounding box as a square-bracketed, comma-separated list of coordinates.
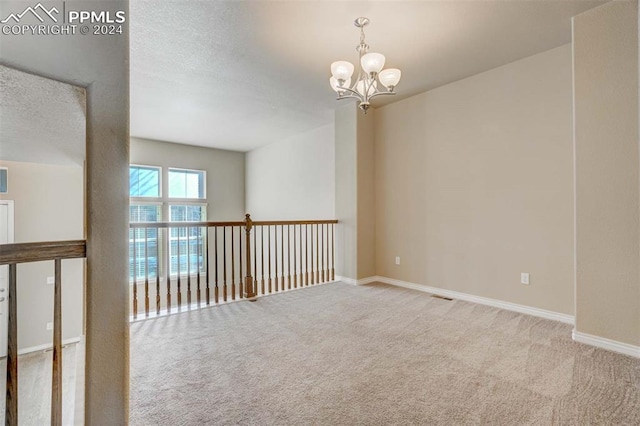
[130, 204, 162, 222]
[168, 169, 205, 199]
[186, 172, 200, 198]
[129, 204, 162, 281]
[0, 168, 7, 193]
[169, 204, 206, 275]
[168, 170, 186, 198]
[130, 166, 160, 197]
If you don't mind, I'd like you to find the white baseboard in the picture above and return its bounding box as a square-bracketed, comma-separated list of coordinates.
[336, 276, 377, 286]
[336, 275, 356, 285]
[355, 277, 378, 285]
[19, 336, 83, 355]
[367, 275, 575, 325]
[360, 276, 639, 358]
[572, 330, 640, 358]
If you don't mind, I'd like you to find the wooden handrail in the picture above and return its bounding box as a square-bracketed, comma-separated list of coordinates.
[128, 215, 338, 319]
[130, 221, 244, 228]
[0, 240, 86, 426]
[128, 219, 338, 228]
[0, 240, 86, 265]
[253, 220, 338, 226]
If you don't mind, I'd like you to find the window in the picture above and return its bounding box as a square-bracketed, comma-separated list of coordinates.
[169, 204, 206, 275]
[129, 165, 208, 282]
[129, 204, 162, 281]
[168, 168, 205, 199]
[130, 165, 160, 198]
[0, 168, 7, 194]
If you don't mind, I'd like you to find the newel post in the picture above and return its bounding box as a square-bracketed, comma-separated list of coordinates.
[244, 214, 257, 300]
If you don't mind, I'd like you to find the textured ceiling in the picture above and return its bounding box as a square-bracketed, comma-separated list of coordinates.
[0, 66, 85, 166]
[130, 0, 605, 152]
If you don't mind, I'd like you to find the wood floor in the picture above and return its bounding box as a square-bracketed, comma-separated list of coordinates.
[0, 343, 84, 425]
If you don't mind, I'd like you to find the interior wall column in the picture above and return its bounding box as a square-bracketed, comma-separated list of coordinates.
[573, 0, 640, 348]
[334, 103, 375, 282]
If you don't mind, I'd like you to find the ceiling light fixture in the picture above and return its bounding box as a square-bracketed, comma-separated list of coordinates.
[330, 17, 401, 114]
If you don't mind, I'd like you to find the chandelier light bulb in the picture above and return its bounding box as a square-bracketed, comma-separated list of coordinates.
[361, 53, 386, 75]
[356, 79, 377, 97]
[330, 61, 355, 82]
[378, 68, 402, 90]
[330, 76, 351, 93]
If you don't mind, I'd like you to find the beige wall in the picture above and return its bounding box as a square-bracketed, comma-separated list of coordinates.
[130, 137, 245, 221]
[0, 161, 84, 350]
[375, 44, 575, 315]
[573, 0, 640, 346]
[246, 124, 335, 220]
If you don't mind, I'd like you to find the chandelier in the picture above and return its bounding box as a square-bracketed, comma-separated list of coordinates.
[329, 17, 401, 113]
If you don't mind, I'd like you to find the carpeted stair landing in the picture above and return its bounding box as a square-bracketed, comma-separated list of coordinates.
[130, 282, 640, 425]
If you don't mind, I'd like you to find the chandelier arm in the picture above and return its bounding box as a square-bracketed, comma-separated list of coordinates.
[368, 91, 397, 100]
[336, 95, 362, 101]
[364, 77, 372, 103]
[337, 86, 364, 99]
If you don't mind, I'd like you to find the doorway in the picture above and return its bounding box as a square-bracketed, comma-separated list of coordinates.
[0, 200, 14, 358]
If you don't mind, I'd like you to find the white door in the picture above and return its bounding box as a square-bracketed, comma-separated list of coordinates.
[0, 200, 14, 358]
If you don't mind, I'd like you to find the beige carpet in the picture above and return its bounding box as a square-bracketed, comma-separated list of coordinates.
[130, 282, 640, 425]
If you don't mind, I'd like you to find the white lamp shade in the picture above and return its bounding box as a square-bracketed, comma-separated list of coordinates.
[356, 79, 377, 97]
[330, 77, 351, 93]
[378, 68, 401, 89]
[331, 61, 355, 81]
[361, 53, 386, 74]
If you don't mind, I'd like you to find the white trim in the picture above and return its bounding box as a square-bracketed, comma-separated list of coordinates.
[345, 276, 639, 358]
[18, 336, 82, 355]
[356, 276, 378, 285]
[0, 200, 14, 358]
[336, 275, 356, 285]
[571, 18, 579, 327]
[367, 276, 575, 325]
[336, 276, 378, 286]
[0, 200, 15, 243]
[572, 330, 640, 358]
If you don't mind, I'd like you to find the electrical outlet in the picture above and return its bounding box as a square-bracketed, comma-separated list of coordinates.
[46, 322, 53, 331]
[521, 273, 530, 285]
[46, 276, 54, 285]
[395, 256, 401, 265]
